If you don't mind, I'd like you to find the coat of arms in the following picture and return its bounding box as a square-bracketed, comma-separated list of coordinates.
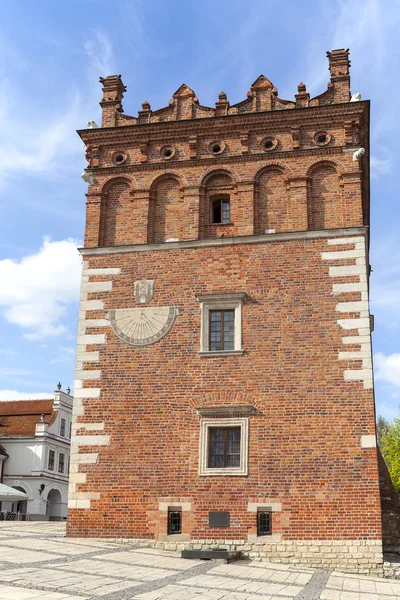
[134, 280, 154, 304]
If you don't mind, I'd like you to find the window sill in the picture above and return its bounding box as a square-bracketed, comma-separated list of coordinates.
[199, 350, 244, 357]
[199, 467, 248, 477]
[210, 222, 234, 226]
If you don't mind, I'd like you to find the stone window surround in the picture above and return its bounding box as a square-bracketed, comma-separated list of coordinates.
[158, 501, 192, 542]
[247, 501, 283, 542]
[196, 293, 245, 357]
[199, 417, 249, 476]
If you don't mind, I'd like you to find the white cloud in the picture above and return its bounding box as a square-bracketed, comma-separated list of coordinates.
[370, 236, 400, 329]
[84, 30, 116, 76]
[0, 390, 52, 401]
[370, 153, 392, 178]
[49, 346, 76, 365]
[0, 237, 82, 339]
[0, 77, 83, 185]
[374, 352, 400, 391]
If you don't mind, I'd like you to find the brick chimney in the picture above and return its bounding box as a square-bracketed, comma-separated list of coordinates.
[327, 49, 350, 103]
[99, 75, 126, 127]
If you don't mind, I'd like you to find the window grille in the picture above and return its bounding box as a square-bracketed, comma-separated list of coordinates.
[257, 509, 272, 536]
[168, 508, 182, 535]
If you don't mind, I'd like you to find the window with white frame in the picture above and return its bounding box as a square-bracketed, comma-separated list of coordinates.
[196, 293, 245, 355]
[199, 417, 249, 476]
[48, 450, 55, 471]
[58, 453, 65, 473]
[60, 418, 66, 437]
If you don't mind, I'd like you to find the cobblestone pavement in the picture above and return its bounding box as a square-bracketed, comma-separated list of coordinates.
[0, 523, 399, 600]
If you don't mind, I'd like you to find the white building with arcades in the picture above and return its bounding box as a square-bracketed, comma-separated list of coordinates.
[0, 386, 72, 520]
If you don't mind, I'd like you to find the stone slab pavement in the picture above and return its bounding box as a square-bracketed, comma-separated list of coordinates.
[0, 522, 399, 600]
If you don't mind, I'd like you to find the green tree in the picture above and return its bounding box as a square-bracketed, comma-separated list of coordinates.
[378, 415, 400, 494]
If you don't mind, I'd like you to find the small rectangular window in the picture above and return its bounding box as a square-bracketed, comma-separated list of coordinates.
[208, 427, 241, 469]
[60, 418, 66, 437]
[48, 450, 55, 471]
[209, 310, 234, 351]
[69, 421, 72, 439]
[211, 197, 230, 224]
[257, 509, 272, 536]
[168, 508, 182, 535]
[58, 453, 65, 474]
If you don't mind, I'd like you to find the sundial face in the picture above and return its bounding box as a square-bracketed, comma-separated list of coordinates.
[108, 307, 180, 346]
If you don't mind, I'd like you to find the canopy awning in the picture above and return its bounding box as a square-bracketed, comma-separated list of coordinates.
[0, 483, 29, 501]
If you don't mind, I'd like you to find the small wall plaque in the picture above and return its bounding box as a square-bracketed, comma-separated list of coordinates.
[209, 511, 230, 527]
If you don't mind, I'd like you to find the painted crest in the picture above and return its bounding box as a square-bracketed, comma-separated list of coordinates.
[134, 280, 154, 305]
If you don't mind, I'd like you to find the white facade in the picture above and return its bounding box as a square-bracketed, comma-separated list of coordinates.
[0, 390, 72, 520]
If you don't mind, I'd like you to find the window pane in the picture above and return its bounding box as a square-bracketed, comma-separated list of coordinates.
[223, 310, 235, 350]
[222, 200, 230, 223]
[209, 311, 222, 351]
[209, 427, 241, 468]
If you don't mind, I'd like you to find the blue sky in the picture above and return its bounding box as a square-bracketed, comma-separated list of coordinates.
[0, 0, 399, 420]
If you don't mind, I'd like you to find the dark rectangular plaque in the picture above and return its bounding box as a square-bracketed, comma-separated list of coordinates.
[209, 511, 230, 527]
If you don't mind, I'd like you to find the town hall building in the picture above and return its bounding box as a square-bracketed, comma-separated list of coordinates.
[67, 49, 400, 573]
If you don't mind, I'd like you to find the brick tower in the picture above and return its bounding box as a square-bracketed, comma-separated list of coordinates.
[68, 50, 389, 572]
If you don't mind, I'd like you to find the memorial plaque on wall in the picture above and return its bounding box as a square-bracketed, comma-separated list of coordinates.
[209, 511, 230, 527]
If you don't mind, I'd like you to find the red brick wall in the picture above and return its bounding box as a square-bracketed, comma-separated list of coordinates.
[99, 180, 131, 246]
[309, 163, 343, 230]
[257, 167, 288, 232]
[67, 238, 381, 540]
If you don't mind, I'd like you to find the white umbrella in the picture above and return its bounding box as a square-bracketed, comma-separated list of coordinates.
[0, 483, 29, 501]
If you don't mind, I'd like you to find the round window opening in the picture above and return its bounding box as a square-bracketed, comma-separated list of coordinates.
[209, 141, 225, 155]
[314, 131, 331, 147]
[261, 137, 277, 152]
[160, 146, 175, 160]
[112, 151, 128, 165]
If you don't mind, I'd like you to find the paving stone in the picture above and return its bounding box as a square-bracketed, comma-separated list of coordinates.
[1, 523, 400, 600]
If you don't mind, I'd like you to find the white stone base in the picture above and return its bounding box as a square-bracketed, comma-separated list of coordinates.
[67, 536, 384, 576]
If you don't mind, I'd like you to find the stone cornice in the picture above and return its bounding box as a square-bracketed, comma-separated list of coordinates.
[80, 226, 368, 256]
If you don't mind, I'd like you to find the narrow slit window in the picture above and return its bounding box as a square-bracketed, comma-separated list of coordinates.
[60, 418, 66, 437]
[208, 427, 241, 468]
[209, 310, 234, 351]
[168, 508, 182, 535]
[257, 509, 272, 536]
[211, 197, 230, 224]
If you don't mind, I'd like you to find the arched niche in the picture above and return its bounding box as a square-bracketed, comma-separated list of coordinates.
[254, 166, 287, 233]
[99, 178, 132, 246]
[307, 162, 343, 230]
[148, 174, 187, 243]
[199, 170, 235, 239]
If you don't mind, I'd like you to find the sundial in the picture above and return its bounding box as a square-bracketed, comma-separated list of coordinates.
[108, 306, 180, 346]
